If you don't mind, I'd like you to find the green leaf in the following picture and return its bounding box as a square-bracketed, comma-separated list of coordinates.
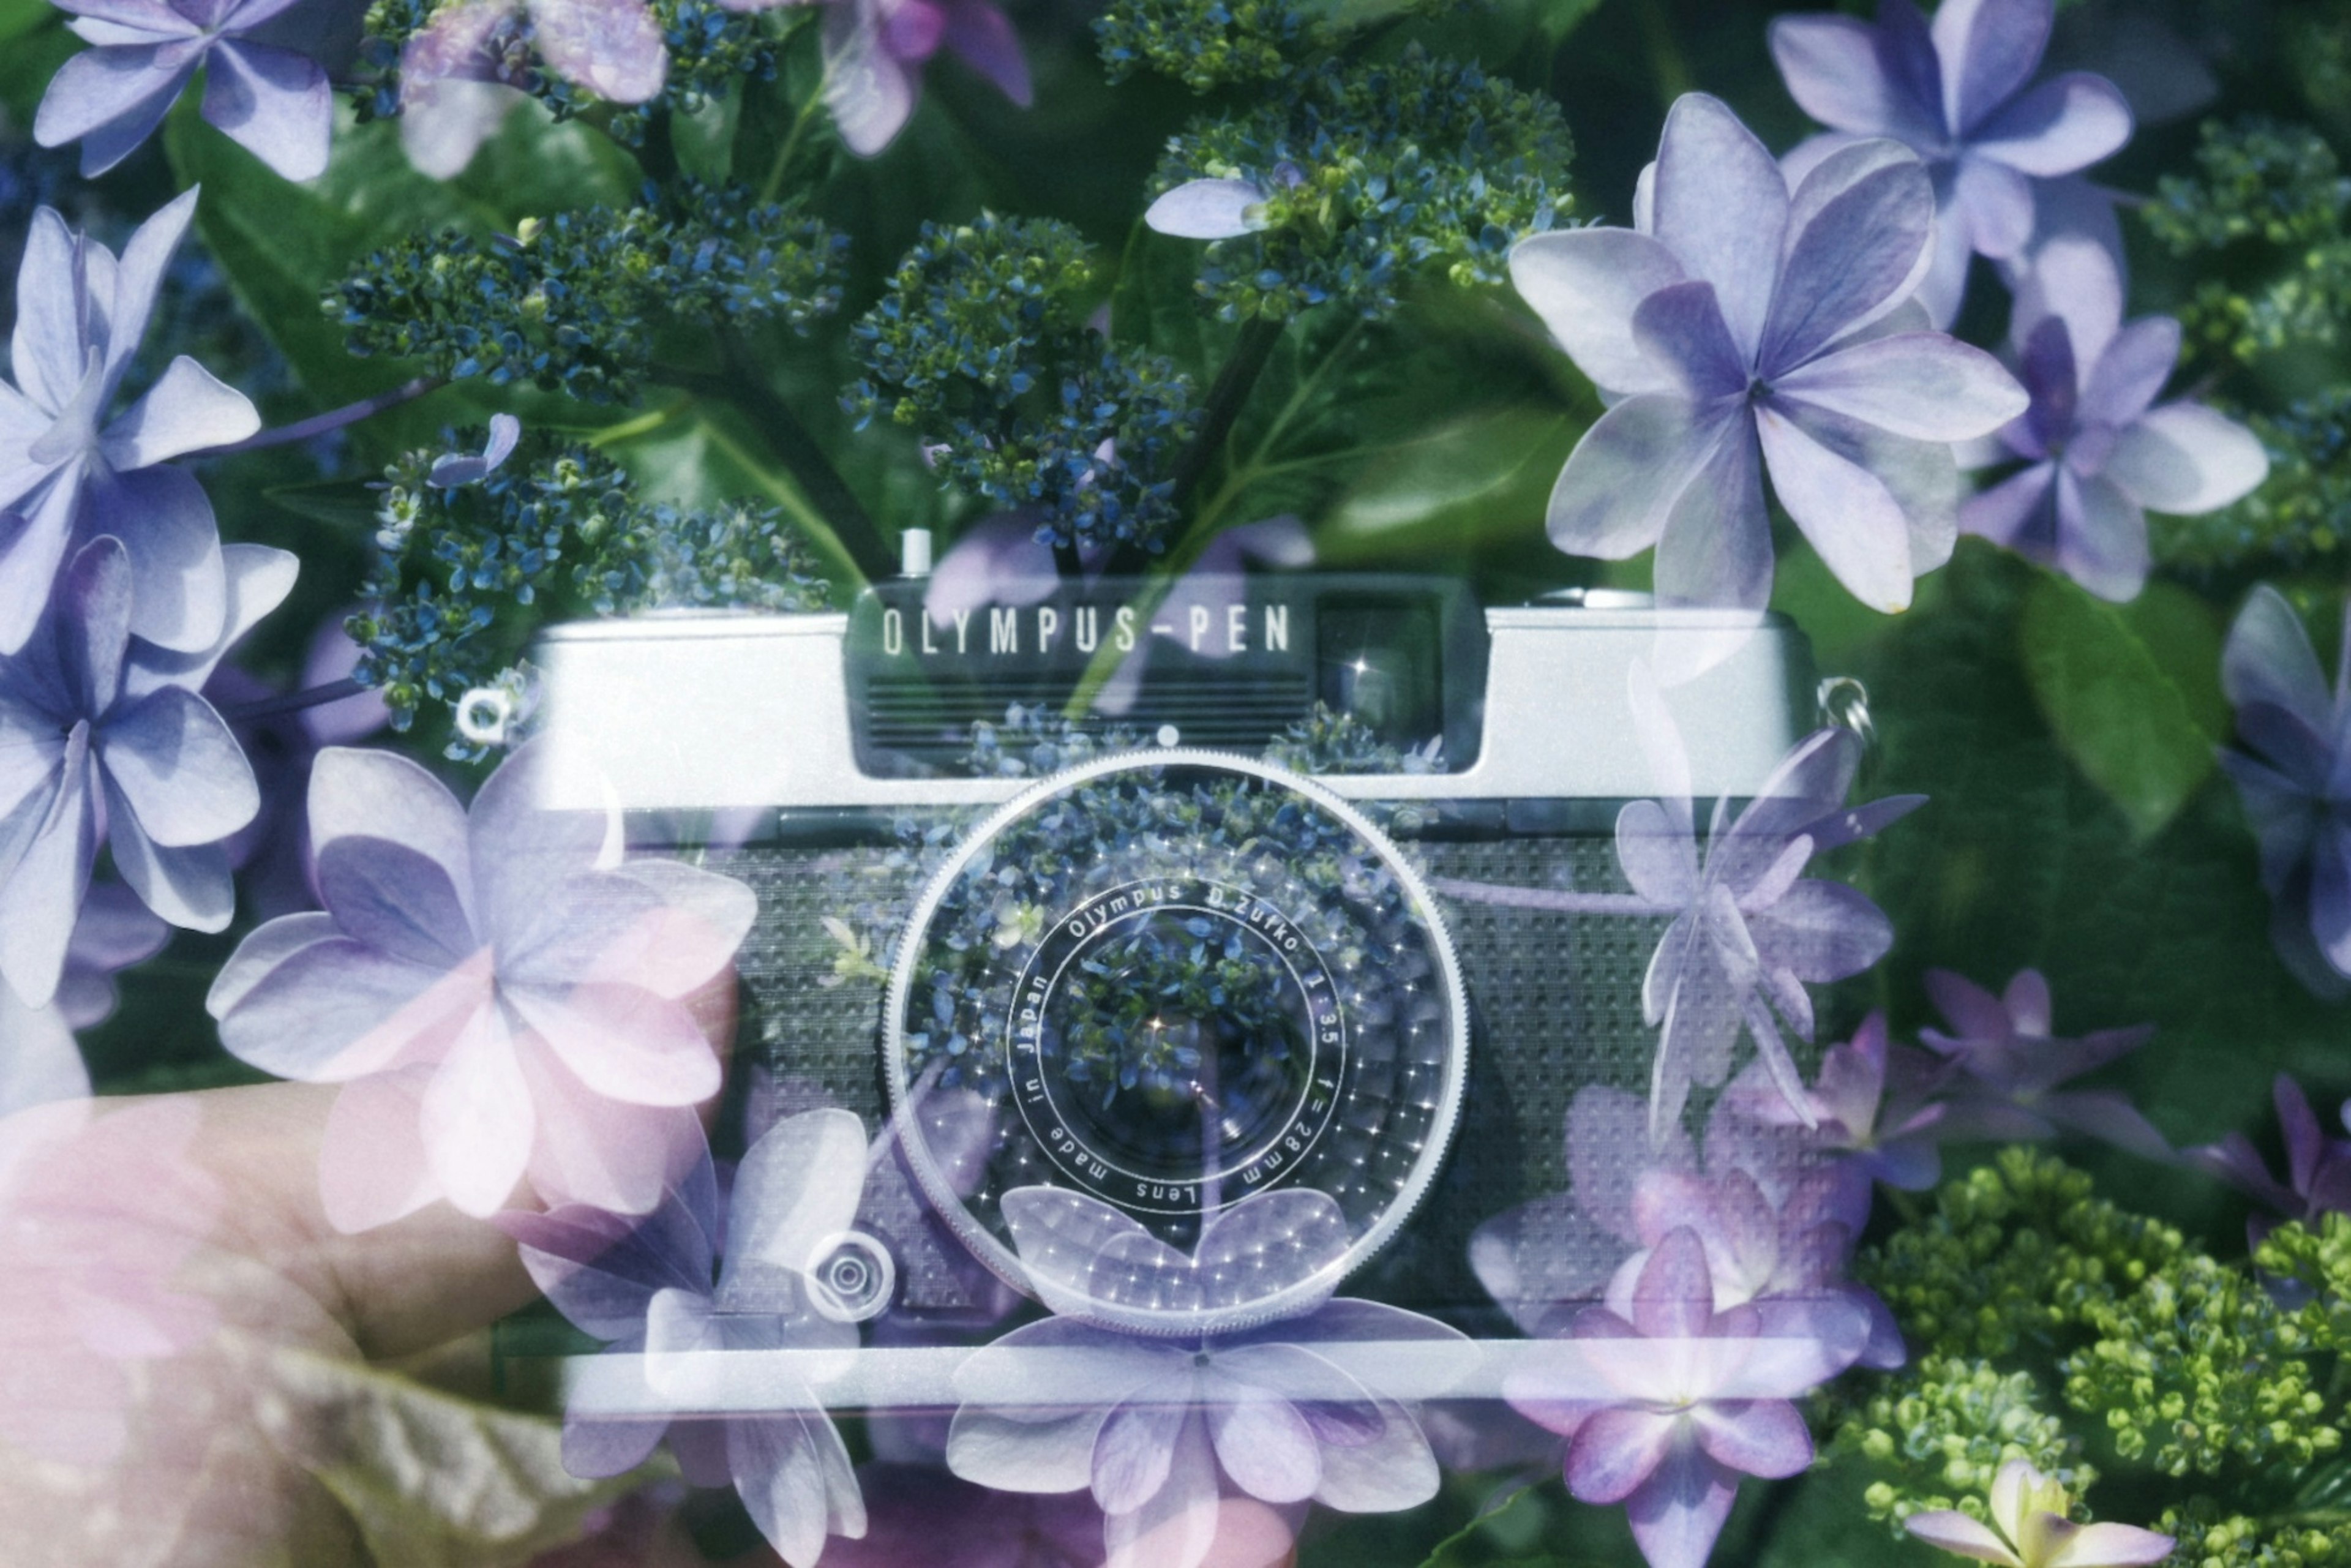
[1319, 407, 1571, 564]
[2019, 568, 2225, 839]
[1111, 219, 1223, 386]
[265, 1350, 658, 1568]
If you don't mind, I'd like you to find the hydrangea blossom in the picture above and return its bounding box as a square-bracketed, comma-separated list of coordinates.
[397, 0, 667, 180]
[0, 536, 291, 1007]
[2218, 587, 2351, 996]
[2186, 1074, 2351, 1250]
[1440, 666, 1924, 1142]
[427, 412, 521, 489]
[34, 0, 336, 180]
[1904, 1458, 2172, 1568]
[1504, 1228, 1869, 1568]
[1510, 92, 2027, 612]
[1769, 0, 2135, 325]
[1144, 162, 1302, 241]
[1962, 238, 2268, 600]
[948, 1188, 1467, 1568]
[0, 884, 169, 1101]
[819, 0, 1032, 159]
[0, 189, 261, 655]
[1917, 969, 2170, 1159]
[206, 740, 756, 1225]
[504, 1111, 876, 1567]
[1713, 1012, 1950, 1191]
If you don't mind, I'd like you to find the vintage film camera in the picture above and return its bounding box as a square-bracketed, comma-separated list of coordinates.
[534, 560, 1817, 1399]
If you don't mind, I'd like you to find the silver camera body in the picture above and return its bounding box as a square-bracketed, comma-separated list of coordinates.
[536, 577, 1815, 1388]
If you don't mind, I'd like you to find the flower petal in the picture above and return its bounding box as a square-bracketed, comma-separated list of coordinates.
[503, 981, 722, 1107]
[1565, 1405, 1676, 1504]
[1146, 179, 1265, 241]
[730, 1408, 866, 1568]
[200, 41, 330, 181]
[1952, 154, 2036, 259]
[0, 755, 94, 1008]
[1763, 141, 1935, 372]
[1963, 460, 2058, 549]
[98, 685, 257, 846]
[1652, 94, 1788, 366]
[98, 354, 260, 469]
[317, 1067, 441, 1232]
[105, 783, 234, 931]
[1103, 1413, 1220, 1568]
[80, 462, 227, 655]
[1775, 332, 2027, 442]
[0, 478, 84, 658]
[1904, 1509, 2025, 1566]
[1690, 1398, 1811, 1479]
[1631, 281, 1749, 400]
[823, 0, 917, 158]
[313, 836, 477, 967]
[1972, 72, 2134, 177]
[2104, 402, 2268, 516]
[1651, 412, 1772, 610]
[1205, 1380, 1320, 1505]
[213, 937, 489, 1081]
[724, 1108, 871, 1285]
[1755, 402, 1918, 611]
[1749, 877, 1894, 983]
[2080, 317, 2180, 432]
[419, 1003, 532, 1216]
[1509, 228, 1688, 397]
[2223, 587, 2333, 737]
[531, 0, 667, 102]
[942, 0, 1030, 104]
[32, 43, 201, 177]
[307, 746, 473, 892]
[1768, 13, 1933, 141]
[1624, 1444, 1740, 1568]
[1932, 0, 2051, 135]
[1546, 394, 1739, 563]
[8, 208, 88, 415]
[2052, 468, 2150, 602]
[1094, 1394, 1190, 1515]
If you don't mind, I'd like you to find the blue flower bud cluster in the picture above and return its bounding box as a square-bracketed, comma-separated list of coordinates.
[1150, 51, 1574, 322]
[350, 432, 829, 738]
[844, 214, 1201, 553]
[330, 183, 846, 403]
[1092, 0, 1318, 91]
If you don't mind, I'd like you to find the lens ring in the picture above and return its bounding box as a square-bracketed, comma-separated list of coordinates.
[882, 749, 1469, 1337]
[804, 1230, 897, 1323]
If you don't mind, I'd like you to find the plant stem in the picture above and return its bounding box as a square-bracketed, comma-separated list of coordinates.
[1169, 313, 1286, 516]
[674, 332, 896, 583]
[222, 677, 370, 724]
[199, 377, 446, 456]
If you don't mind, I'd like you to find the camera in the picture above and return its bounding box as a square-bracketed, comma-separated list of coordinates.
[534, 568, 1815, 1372]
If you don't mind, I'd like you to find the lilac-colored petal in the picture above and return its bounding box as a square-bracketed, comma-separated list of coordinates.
[519, 1060, 701, 1217]
[1146, 180, 1264, 241]
[201, 41, 330, 181]
[2223, 587, 2332, 734]
[948, 1401, 1118, 1494]
[1950, 154, 2036, 260]
[1564, 1405, 1675, 1504]
[0, 479, 84, 658]
[2280, 1074, 2326, 1195]
[1570, 1083, 1695, 1240]
[1546, 394, 1740, 562]
[1305, 1391, 1441, 1512]
[32, 43, 202, 177]
[1904, 1508, 2024, 1565]
[1972, 72, 2134, 177]
[824, 0, 918, 158]
[561, 1412, 667, 1480]
[1103, 1413, 1220, 1568]
[2048, 1521, 2179, 1567]
[1617, 798, 1700, 906]
[2038, 1090, 2173, 1160]
[0, 764, 94, 1008]
[1755, 402, 1918, 611]
[105, 787, 234, 931]
[924, 511, 1061, 625]
[1768, 14, 1920, 140]
[2014, 234, 2123, 374]
[9, 209, 84, 413]
[2184, 1131, 2297, 1214]
[1203, 1381, 1319, 1505]
[203, 910, 334, 1018]
[1630, 282, 1747, 400]
[1750, 878, 1893, 981]
[1690, 1398, 1810, 1479]
[1624, 1446, 1740, 1568]
[2104, 402, 2269, 516]
[2052, 468, 2150, 602]
[317, 1066, 441, 1232]
[2312, 817, 2351, 974]
[214, 936, 486, 1080]
[504, 981, 721, 1107]
[1775, 332, 2027, 442]
[942, 0, 1030, 103]
[98, 686, 257, 846]
[1509, 228, 1688, 397]
[399, 78, 519, 178]
[1932, 0, 2051, 136]
[1922, 967, 2009, 1044]
[1625, 660, 1695, 835]
[1764, 138, 1935, 372]
[732, 1409, 866, 1568]
[1651, 411, 1772, 610]
[2080, 318, 2181, 432]
[121, 541, 295, 703]
[83, 462, 228, 656]
[99, 356, 260, 470]
[723, 1108, 869, 1288]
[307, 746, 472, 895]
[101, 189, 197, 396]
[0, 988, 90, 1112]
[312, 836, 475, 967]
[1627, 1228, 1715, 1340]
[419, 1003, 532, 1216]
[1652, 94, 1788, 366]
[1963, 460, 2058, 547]
[597, 857, 757, 999]
[532, 0, 667, 102]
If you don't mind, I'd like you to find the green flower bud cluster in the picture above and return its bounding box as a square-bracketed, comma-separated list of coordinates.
[1824, 1354, 2083, 1531]
[2061, 1250, 2338, 1474]
[844, 215, 1201, 552]
[1860, 1148, 2185, 1362]
[1150, 51, 1574, 323]
[2258, 1214, 2351, 1350]
[2143, 118, 2351, 366]
[351, 430, 829, 737]
[351, 0, 781, 132]
[1093, 0, 1319, 91]
[2155, 389, 2350, 571]
[2159, 1501, 2351, 1568]
[331, 183, 846, 403]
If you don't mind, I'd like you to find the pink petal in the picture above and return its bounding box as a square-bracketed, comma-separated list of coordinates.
[318, 1067, 441, 1232]
[1904, 1509, 2025, 1566]
[419, 1002, 533, 1216]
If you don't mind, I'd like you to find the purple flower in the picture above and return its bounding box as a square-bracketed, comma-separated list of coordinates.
[1962, 238, 2267, 600]
[34, 0, 335, 180]
[1510, 93, 2027, 612]
[1918, 968, 2170, 1159]
[818, 0, 1032, 159]
[206, 739, 756, 1225]
[1769, 0, 2135, 326]
[398, 0, 666, 177]
[2186, 1075, 2351, 1250]
[1144, 162, 1307, 241]
[506, 1111, 874, 1568]
[1905, 1458, 2172, 1568]
[1504, 1228, 1867, 1568]
[1714, 1011, 1950, 1191]
[0, 190, 261, 656]
[1, 880, 170, 1117]
[0, 536, 290, 1008]
[2218, 587, 2351, 997]
[428, 412, 522, 489]
[826, 1464, 1107, 1568]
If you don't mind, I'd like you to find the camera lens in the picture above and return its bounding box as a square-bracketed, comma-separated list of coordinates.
[883, 751, 1469, 1335]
